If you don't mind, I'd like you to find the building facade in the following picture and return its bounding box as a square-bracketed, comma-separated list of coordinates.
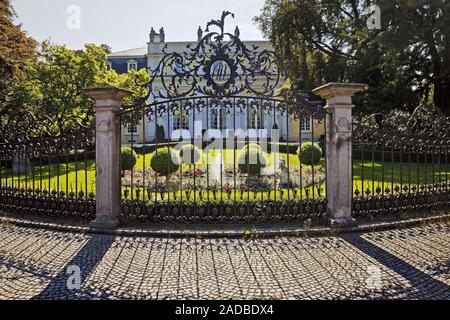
[108, 28, 324, 145]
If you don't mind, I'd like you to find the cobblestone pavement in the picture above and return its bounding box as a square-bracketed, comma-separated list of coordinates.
[0, 223, 449, 300]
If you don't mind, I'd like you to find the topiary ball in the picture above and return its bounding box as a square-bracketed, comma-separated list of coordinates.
[121, 147, 138, 171]
[297, 142, 322, 165]
[179, 144, 201, 164]
[150, 147, 180, 177]
[238, 147, 266, 176]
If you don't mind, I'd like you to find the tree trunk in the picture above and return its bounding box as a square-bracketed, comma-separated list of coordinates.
[434, 78, 450, 116]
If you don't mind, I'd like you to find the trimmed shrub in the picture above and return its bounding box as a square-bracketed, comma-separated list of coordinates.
[121, 147, 138, 171]
[297, 142, 322, 165]
[179, 144, 201, 164]
[150, 147, 180, 177]
[238, 147, 267, 176]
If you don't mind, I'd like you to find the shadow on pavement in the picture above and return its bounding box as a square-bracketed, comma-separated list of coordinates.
[341, 233, 450, 299]
[33, 234, 115, 300]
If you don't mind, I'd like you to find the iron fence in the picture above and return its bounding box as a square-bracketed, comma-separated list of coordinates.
[352, 105, 450, 218]
[0, 112, 96, 220]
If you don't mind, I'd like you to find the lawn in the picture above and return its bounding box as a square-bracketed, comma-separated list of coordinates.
[1, 146, 449, 201]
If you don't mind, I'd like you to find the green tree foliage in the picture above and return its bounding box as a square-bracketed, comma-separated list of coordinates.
[33, 41, 111, 128]
[1, 38, 149, 130]
[255, 0, 450, 115]
[0, 0, 36, 81]
[98, 67, 150, 105]
[0, 0, 37, 112]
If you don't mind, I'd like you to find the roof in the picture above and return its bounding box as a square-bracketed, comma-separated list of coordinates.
[108, 40, 273, 58]
[108, 47, 146, 57]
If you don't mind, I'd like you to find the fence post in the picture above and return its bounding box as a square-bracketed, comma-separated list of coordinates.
[312, 83, 366, 228]
[84, 87, 133, 230]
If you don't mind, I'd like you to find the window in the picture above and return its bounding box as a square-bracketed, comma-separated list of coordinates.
[248, 108, 264, 129]
[300, 115, 312, 131]
[106, 62, 112, 71]
[126, 123, 138, 135]
[127, 59, 138, 72]
[210, 109, 227, 130]
[173, 110, 189, 130]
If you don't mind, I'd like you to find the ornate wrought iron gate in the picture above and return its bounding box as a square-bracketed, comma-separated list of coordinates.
[118, 13, 328, 224]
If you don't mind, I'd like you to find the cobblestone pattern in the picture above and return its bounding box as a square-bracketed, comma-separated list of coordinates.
[0, 223, 449, 300]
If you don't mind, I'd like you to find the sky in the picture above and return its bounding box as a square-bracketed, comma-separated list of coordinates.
[11, 0, 267, 53]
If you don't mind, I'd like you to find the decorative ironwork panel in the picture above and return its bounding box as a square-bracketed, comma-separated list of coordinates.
[352, 103, 450, 218]
[0, 112, 96, 220]
[138, 11, 286, 101]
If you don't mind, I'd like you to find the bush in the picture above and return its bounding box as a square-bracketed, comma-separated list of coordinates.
[150, 147, 180, 177]
[121, 147, 138, 171]
[238, 147, 267, 176]
[297, 142, 322, 165]
[179, 144, 201, 164]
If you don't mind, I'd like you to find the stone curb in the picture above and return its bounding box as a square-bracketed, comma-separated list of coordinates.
[1, 214, 449, 238]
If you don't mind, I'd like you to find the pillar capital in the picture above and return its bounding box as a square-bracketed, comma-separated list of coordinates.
[312, 82, 367, 100]
[83, 86, 133, 109]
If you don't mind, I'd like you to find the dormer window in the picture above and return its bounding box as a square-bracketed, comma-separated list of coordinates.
[106, 62, 112, 71]
[127, 59, 138, 72]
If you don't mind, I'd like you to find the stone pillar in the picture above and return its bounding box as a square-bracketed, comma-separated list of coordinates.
[84, 87, 133, 230]
[312, 83, 366, 228]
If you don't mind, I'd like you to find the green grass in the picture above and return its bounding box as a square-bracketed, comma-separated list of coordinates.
[1, 146, 449, 201]
[352, 160, 450, 195]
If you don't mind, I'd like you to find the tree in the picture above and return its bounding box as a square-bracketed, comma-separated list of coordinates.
[0, 0, 36, 81]
[255, 0, 450, 115]
[0, 0, 37, 112]
[32, 41, 111, 128]
[1, 38, 150, 131]
[97, 68, 150, 105]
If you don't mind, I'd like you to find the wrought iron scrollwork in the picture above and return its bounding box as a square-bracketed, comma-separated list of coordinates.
[353, 103, 450, 150]
[139, 11, 287, 101]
